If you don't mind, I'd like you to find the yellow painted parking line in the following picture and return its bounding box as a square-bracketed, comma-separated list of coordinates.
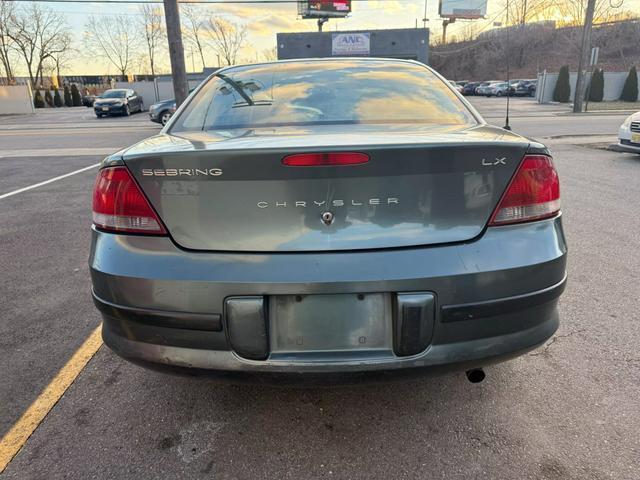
[0, 325, 103, 473]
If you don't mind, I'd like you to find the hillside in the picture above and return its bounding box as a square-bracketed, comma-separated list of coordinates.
[431, 19, 640, 81]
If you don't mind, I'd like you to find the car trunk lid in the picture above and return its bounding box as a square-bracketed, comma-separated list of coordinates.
[123, 124, 529, 252]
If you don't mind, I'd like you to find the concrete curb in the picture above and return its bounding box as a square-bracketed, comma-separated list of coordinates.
[606, 143, 640, 153]
[554, 110, 636, 116]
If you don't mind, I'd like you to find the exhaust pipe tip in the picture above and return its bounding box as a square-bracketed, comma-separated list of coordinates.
[465, 368, 485, 383]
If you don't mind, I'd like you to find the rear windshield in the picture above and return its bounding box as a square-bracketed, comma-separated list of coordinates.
[170, 60, 476, 132]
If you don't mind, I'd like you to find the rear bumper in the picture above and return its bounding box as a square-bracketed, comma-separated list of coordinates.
[90, 215, 567, 374]
[97, 280, 562, 375]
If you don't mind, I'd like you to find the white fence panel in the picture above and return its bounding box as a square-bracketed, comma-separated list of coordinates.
[115, 79, 205, 105]
[537, 71, 637, 103]
[0, 85, 34, 115]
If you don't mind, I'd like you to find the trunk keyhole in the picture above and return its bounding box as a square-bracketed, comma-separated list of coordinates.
[321, 211, 334, 225]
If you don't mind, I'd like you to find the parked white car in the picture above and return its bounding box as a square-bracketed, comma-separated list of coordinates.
[488, 82, 511, 97]
[476, 81, 502, 96]
[448, 80, 464, 93]
[618, 112, 640, 152]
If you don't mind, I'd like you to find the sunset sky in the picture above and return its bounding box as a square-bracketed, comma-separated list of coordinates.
[17, 0, 639, 76]
[25, 0, 498, 75]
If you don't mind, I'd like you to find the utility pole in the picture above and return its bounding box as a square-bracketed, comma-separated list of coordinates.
[441, 18, 455, 43]
[163, 0, 189, 107]
[422, 0, 428, 28]
[573, 0, 597, 113]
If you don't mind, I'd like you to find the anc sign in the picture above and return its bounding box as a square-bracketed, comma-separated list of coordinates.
[332, 33, 370, 56]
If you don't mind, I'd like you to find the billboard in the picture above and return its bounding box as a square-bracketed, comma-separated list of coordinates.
[438, 0, 487, 19]
[332, 33, 370, 56]
[299, 0, 351, 18]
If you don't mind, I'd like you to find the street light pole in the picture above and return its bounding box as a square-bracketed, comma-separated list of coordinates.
[163, 0, 189, 107]
[573, 0, 597, 113]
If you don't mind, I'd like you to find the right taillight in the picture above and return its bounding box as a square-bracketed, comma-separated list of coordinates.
[92, 166, 166, 234]
[489, 154, 560, 226]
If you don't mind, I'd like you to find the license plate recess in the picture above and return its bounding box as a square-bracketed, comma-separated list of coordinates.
[269, 293, 393, 360]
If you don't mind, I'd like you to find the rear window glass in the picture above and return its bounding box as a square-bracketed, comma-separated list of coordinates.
[170, 60, 476, 132]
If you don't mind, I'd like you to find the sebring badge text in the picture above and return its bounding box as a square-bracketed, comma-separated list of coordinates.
[141, 168, 223, 177]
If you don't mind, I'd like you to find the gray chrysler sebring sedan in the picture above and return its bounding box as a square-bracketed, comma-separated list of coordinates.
[90, 58, 566, 380]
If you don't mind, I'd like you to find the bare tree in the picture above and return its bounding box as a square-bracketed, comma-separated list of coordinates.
[6, 4, 70, 89]
[84, 15, 139, 77]
[505, 0, 553, 25]
[205, 18, 247, 66]
[139, 4, 164, 78]
[181, 4, 208, 70]
[555, 0, 620, 26]
[48, 32, 74, 85]
[261, 46, 278, 62]
[0, 0, 16, 83]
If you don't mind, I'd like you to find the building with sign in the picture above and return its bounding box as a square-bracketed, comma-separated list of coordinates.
[277, 28, 429, 64]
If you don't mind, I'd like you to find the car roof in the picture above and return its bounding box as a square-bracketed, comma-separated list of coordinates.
[213, 57, 435, 77]
[221, 56, 424, 68]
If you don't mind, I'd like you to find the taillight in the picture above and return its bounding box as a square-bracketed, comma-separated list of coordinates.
[92, 166, 166, 234]
[282, 152, 369, 166]
[489, 154, 560, 226]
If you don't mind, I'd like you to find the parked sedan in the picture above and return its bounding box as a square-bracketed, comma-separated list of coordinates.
[448, 80, 463, 93]
[94, 89, 144, 118]
[487, 82, 511, 97]
[462, 82, 480, 95]
[148, 98, 176, 125]
[148, 89, 196, 125]
[90, 58, 566, 380]
[82, 94, 96, 107]
[513, 80, 537, 97]
[476, 81, 501, 96]
[618, 111, 640, 152]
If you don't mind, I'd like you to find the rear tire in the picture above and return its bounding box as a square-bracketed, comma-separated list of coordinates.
[96, 113, 103, 118]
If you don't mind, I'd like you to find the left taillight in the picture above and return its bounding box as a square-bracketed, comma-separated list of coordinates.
[92, 166, 166, 234]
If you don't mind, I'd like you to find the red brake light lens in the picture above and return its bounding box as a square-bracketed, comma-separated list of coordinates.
[92, 166, 166, 234]
[489, 154, 560, 226]
[282, 152, 369, 166]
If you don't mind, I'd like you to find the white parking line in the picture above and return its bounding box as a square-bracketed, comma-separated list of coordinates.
[0, 148, 119, 158]
[0, 163, 100, 200]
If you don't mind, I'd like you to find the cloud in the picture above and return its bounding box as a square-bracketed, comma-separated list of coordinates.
[250, 14, 310, 37]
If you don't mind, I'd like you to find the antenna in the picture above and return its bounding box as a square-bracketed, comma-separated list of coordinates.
[503, 0, 511, 130]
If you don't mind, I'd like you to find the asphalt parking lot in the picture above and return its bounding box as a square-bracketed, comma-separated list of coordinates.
[1, 100, 639, 479]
